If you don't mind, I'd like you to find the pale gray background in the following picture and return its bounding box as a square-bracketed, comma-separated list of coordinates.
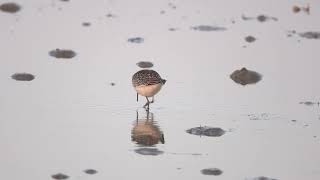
[1, 0, 320, 179]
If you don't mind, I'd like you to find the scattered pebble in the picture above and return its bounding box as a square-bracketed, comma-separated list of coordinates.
[201, 168, 223, 176]
[128, 37, 144, 43]
[110, 82, 116, 86]
[299, 101, 320, 106]
[246, 113, 279, 121]
[191, 25, 227, 32]
[291, 120, 297, 122]
[49, 49, 76, 59]
[82, 22, 91, 27]
[245, 35, 256, 43]
[11, 73, 35, 81]
[0, 2, 21, 13]
[168, 3, 176, 9]
[136, 61, 153, 68]
[160, 10, 165, 14]
[186, 126, 225, 137]
[292, 5, 310, 14]
[106, 13, 116, 18]
[292, 6, 301, 13]
[83, 169, 98, 175]
[51, 173, 69, 180]
[230, 67, 262, 85]
[134, 148, 164, 156]
[242, 14, 278, 22]
[168, 28, 178, 31]
[246, 176, 278, 180]
[299, 32, 320, 39]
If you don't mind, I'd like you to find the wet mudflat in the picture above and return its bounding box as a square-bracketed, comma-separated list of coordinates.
[1, 0, 320, 180]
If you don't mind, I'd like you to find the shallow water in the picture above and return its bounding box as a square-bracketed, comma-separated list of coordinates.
[1, 0, 320, 180]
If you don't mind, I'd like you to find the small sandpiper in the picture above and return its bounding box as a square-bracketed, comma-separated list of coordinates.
[132, 70, 166, 109]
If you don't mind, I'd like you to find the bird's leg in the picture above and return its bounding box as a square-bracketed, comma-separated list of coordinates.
[136, 110, 138, 122]
[136, 93, 139, 102]
[143, 97, 150, 110]
[150, 96, 155, 103]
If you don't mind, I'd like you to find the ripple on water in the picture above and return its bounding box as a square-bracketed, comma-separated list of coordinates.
[11, 73, 35, 81]
[49, 49, 76, 59]
[0, 2, 21, 13]
[201, 168, 223, 176]
[186, 126, 225, 137]
[135, 148, 164, 156]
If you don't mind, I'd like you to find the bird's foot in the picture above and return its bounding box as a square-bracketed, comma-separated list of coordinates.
[150, 97, 155, 103]
[143, 102, 150, 110]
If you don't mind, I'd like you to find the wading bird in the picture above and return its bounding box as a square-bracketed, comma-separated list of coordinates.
[132, 70, 166, 109]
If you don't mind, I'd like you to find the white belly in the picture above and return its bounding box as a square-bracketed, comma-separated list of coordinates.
[135, 83, 162, 97]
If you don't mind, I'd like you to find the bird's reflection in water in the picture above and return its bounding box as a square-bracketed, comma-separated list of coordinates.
[131, 110, 164, 146]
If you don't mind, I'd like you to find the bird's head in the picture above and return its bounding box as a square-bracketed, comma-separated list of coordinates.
[161, 79, 167, 85]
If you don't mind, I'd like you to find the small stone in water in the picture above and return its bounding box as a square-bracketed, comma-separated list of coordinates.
[84, 169, 98, 175]
[51, 173, 69, 180]
[186, 126, 225, 137]
[201, 168, 223, 176]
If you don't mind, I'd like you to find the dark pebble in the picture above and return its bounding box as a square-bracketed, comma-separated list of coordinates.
[11, 73, 35, 81]
[49, 49, 76, 59]
[128, 37, 144, 43]
[51, 173, 69, 180]
[0, 2, 21, 13]
[84, 169, 98, 175]
[186, 126, 225, 137]
[201, 168, 223, 176]
[245, 35, 256, 43]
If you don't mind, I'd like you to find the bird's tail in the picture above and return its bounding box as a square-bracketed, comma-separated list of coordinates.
[161, 79, 167, 85]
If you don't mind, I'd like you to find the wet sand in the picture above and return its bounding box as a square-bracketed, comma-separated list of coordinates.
[1, 0, 320, 180]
